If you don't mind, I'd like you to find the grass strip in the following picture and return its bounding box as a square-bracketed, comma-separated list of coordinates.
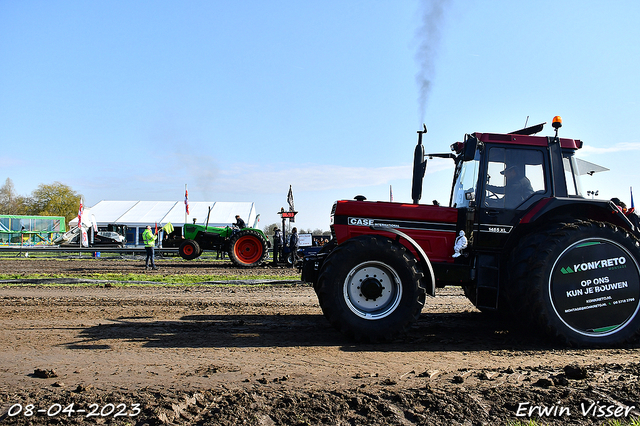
[0, 272, 301, 285]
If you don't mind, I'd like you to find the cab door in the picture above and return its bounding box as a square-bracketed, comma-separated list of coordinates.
[476, 145, 550, 250]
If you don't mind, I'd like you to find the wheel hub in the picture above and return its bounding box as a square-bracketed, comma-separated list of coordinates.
[360, 277, 384, 300]
[344, 261, 403, 320]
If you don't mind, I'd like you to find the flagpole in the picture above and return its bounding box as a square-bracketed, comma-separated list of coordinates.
[78, 198, 82, 250]
[184, 184, 188, 225]
[77, 198, 83, 255]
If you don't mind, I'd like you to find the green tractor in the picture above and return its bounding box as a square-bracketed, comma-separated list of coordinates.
[178, 223, 270, 267]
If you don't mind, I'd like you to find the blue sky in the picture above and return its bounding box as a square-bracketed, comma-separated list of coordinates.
[2, 1, 639, 231]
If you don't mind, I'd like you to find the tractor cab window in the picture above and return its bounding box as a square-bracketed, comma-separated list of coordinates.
[452, 151, 480, 208]
[484, 147, 545, 209]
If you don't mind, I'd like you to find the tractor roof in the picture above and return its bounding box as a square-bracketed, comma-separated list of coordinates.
[472, 132, 583, 150]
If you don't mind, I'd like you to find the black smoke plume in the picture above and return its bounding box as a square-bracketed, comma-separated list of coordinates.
[415, 0, 450, 121]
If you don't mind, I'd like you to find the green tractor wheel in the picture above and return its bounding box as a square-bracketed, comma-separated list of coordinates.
[179, 240, 202, 260]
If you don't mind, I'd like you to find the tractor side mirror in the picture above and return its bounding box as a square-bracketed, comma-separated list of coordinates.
[412, 124, 428, 204]
[411, 142, 426, 204]
[462, 135, 478, 162]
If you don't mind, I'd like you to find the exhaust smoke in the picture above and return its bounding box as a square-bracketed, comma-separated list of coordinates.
[415, 0, 450, 122]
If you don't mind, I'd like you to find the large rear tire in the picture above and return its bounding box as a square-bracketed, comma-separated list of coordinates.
[228, 230, 268, 267]
[179, 240, 202, 260]
[317, 235, 426, 342]
[508, 221, 640, 346]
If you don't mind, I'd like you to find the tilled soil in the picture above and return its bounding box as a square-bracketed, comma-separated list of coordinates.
[0, 257, 639, 425]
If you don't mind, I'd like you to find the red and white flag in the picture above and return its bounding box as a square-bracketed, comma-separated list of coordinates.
[77, 199, 84, 228]
[81, 229, 89, 247]
[185, 186, 189, 215]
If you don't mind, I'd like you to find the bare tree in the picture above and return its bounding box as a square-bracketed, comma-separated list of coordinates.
[0, 178, 27, 215]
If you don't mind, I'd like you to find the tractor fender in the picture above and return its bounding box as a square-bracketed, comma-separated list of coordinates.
[370, 225, 436, 297]
[519, 198, 638, 236]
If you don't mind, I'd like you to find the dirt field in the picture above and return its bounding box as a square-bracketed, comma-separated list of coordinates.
[1, 257, 640, 425]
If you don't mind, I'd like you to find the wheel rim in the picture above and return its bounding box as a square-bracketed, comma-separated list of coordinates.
[234, 236, 263, 264]
[343, 261, 402, 320]
[549, 238, 640, 337]
[183, 244, 194, 256]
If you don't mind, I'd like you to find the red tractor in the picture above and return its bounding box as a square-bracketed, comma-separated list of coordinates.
[302, 117, 640, 346]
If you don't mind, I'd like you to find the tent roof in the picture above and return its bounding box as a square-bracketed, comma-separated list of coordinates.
[70, 200, 258, 228]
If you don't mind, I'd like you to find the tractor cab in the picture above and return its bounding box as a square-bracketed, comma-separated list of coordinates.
[415, 117, 594, 254]
[449, 118, 584, 211]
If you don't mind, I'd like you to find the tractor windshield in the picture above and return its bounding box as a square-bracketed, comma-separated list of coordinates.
[451, 152, 480, 208]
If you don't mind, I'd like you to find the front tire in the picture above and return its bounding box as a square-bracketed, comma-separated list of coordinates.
[317, 235, 426, 342]
[179, 240, 201, 260]
[509, 221, 640, 346]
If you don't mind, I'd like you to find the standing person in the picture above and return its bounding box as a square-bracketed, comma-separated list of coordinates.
[142, 225, 158, 270]
[272, 226, 283, 265]
[289, 227, 299, 268]
[235, 215, 246, 229]
[612, 198, 640, 229]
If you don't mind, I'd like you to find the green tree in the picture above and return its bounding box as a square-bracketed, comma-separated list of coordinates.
[265, 223, 329, 236]
[0, 178, 28, 215]
[263, 223, 280, 236]
[26, 182, 82, 225]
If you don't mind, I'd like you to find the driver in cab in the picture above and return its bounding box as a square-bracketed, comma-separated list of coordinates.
[487, 165, 534, 209]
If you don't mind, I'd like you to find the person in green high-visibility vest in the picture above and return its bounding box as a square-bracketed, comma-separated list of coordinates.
[142, 225, 158, 270]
